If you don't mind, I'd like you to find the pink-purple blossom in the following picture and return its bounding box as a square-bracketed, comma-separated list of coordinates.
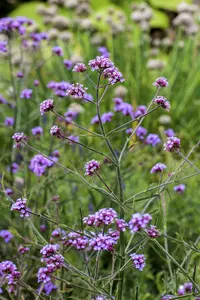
[153, 77, 168, 88]
[0, 230, 13, 243]
[150, 163, 167, 174]
[134, 105, 147, 118]
[163, 137, 181, 152]
[63, 59, 73, 70]
[50, 125, 61, 138]
[89, 232, 118, 251]
[18, 245, 30, 255]
[84, 159, 100, 176]
[20, 88, 32, 99]
[68, 135, 79, 144]
[88, 56, 114, 71]
[174, 184, 185, 194]
[52, 46, 63, 56]
[62, 232, 89, 249]
[73, 63, 87, 72]
[4, 117, 14, 127]
[83, 208, 118, 226]
[103, 66, 124, 85]
[0, 261, 20, 293]
[40, 99, 54, 115]
[12, 132, 28, 148]
[130, 253, 146, 271]
[66, 83, 87, 99]
[146, 225, 160, 238]
[11, 198, 30, 218]
[154, 96, 170, 111]
[128, 213, 152, 232]
[32, 126, 43, 136]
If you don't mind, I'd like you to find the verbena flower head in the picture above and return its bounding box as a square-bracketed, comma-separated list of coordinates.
[29, 154, 56, 176]
[64, 109, 78, 122]
[174, 184, 185, 194]
[40, 99, 54, 115]
[154, 96, 170, 111]
[18, 245, 30, 255]
[51, 228, 66, 239]
[101, 112, 114, 123]
[163, 136, 181, 152]
[9, 162, 19, 173]
[32, 126, 43, 136]
[37, 266, 54, 283]
[66, 83, 87, 99]
[83, 208, 118, 226]
[91, 115, 100, 124]
[116, 219, 128, 232]
[34, 79, 40, 86]
[84, 93, 93, 103]
[146, 134, 161, 146]
[153, 77, 168, 88]
[130, 253, 146, 271]
[20, 88, 32, 99]
[113, 97, 124, 111]
[12, 132, 28, 148]
[84, 159, 100, 176]
[0, 40, 7, 53]
[40, 244, 64, 269]
[89, 232, 118, 251]
[128, 213, 152, 232]
[134, 105, 147, 118]
[50, 125, 61, 138]
[0, 260, 20, 293]
[0, 230, 13, 243]
[126, 128, 133, 135]
[103, 66, 124, 85]
[73, 63, 87, 72]
[5, 188, 13, 196]
[164, 128, 175, 137]
[16, 71, 23, 78]
[62, 232, 89, 249]
[52, 46, 63, 56]
[183, 282, 192, 292]
[88, 56, 114, 71]
[136, 126, 147, 140]
[4, 117, 14, 127]
[146, 225, 160, 238]
[43, 281, 57, 295]
[178, 285, 185, 295]
[98, 46, 110, 58]
[150, 163, 167, 174]
[11, 198, 30, 218]
[0, 94, 7, 104]
[118, 102, 134, 117]
[64, 59, 73, 70]
[0, 16, 33, 35]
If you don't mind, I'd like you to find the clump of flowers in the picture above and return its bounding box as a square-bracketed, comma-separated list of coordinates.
[62, 232, 89, 250]
[130, 253, 146, 271]
[40, 99, 54, 115]
[128, 213, 152, 232]
[163, 136, 181, 152]
[150, 163, 167, 174]
[154, 96, 170, 112]
[153, 77, 168, 88]
[12, 132, 28, 148]
[0, 229, 13, 243]
[174, 184, 186, 194]
[29, 154, 57, 176]
[11, 198, 30, 218]
[83, 208, 118, 226]
[66, 83, 87, 99]
[20, 89, 32, 99]
[89, 232, 118, 251]
[0, 261, 21, 293]
[84, 159, 100, 176]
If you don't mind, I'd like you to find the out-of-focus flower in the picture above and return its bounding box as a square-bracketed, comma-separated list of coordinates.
[4, 117, 14, 127]
[5, 188, 13, 196]
[52, 46, 63, 56]
[18, 245, 30, 255]
[16, 71, 23, 78]
[150, 163, 167, 174]
[164, 128, 175, 137]
[0, 230, 13, 243]
[145, 134, 161, 146]
[0, 40, 7, 52]
[32, 126, 43, 136]
[34, 79, 40, 86]
[174, 184, 185, 194]
[136, 126, 147, 140]
[20, 89, 32, 99]
[63, 59, 73, 70]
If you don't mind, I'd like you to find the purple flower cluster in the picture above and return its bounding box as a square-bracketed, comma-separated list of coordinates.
[128, 213, 152, 233]
[11, 198, 30, 218]
[134, 105, 147, 118]
[16, 71, 23, 78]
[164, 128, 175, 137]
[67, 135, 79, 144]
[47, 81, 70, 97]
[174, 184, 185, 194]
[0, 261, 20, 293]
[38, 244, 64, 283]
[29, 154, 57, 176]
[29, 32, 48, 48]
[64, 109, 79, 123]
[130, 253, 146, 271]
[89, 232, 118, 251]
[5, 188, 13, 196]
[91, 112, 113, 124]
[153, 77, 168, 88]
[154, 96, 171, 112]
[64, 59, 73, 70]
[116, 219, 128, 232]
[98, 46, 110, 58]
[163, 137, 181, 152]
[150, 163, 167, 174]
[18, 245, 30, 255]
[178, 282, 192, 295]
[136, 126, 147, 140]
[0, 17, 33, 35]
[51, 228, 66, 240]
[73, 63, 87, 72]
[88, 56, 124, 85]
[43, 281, 57, 295]
[66, 83, 87, 99]
[113, 98, 133, 117]
[145, 134, 161, 146]
[83, 208, 118, 226]
[0, 230, 13, 243]
[12, 132, 28, 148]
[0, 40, 7, 53]
[4, 117, 14, 127]
[84, 159, 100, 176]
[62, 232, 89, 250]
[50, 125, 61, 138]
[52, 46, 63, 57]
[20, 89, 33, 99]
[32, 126, 43, 136]
[146, 225, 160, 238]
[40, 99, 54, 115]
